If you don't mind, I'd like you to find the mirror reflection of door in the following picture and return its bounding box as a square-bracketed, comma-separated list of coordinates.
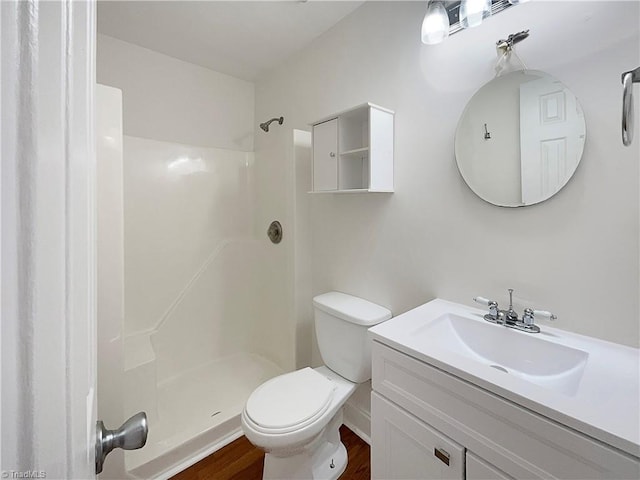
[519, 77, 586, 204]
[455, 70, 586, 207]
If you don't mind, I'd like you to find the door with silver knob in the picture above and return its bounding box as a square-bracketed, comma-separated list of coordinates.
[96, 412, 149, 474]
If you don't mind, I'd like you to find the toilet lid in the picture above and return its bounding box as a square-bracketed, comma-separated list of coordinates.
[245, 368, 335, 432]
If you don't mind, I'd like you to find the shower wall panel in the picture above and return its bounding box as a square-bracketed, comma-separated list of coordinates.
[97, 84, 128, 479]
[123, 137, 261, 372]
[151, 239, 263, 382]
[248, 128, 298, 372]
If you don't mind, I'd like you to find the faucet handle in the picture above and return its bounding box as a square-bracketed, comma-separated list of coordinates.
[474, 296, 498, 311]
[522, 308, 535, 326]
[473, 296, 492, 306]
[522, 308, 557, 326]
[533, 310, 557, 321]
[474, 296, 499, 320]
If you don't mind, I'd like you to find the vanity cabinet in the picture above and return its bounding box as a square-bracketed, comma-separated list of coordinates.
[371, 341, 640, 480]
[310, 103, 394, 193]
[372, 393, 464, 479]
[466, 452, 513, 480]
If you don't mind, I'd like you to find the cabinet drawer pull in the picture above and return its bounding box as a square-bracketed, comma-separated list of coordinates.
[434, 447, 450, 466]
[329, 152, 336, 158]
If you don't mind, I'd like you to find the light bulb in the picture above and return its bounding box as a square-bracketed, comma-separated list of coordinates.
[459, 0, 491, 29]
[421, 1, 450, 45]
[508, 0, 530, 4]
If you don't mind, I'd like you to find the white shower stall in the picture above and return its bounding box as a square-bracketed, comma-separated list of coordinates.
[96, 36, 309, 478]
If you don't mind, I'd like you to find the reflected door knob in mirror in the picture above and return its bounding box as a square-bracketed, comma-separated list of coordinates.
[455, 70, 586, 207]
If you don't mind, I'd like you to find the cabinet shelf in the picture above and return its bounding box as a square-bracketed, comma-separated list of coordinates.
[340, 146, 369, 157]
[310, 103, 393, 193]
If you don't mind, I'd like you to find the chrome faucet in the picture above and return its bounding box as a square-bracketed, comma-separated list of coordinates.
[474, 289, 556, 334]
[503, 288, 519, 325]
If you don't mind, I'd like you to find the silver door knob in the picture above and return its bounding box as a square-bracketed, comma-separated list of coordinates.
[96, 412, 148, 474]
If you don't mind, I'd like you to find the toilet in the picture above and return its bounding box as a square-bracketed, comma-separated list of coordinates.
[241, 291, 391, 480]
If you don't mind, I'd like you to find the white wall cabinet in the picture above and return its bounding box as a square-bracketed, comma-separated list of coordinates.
[310, 103, 394, 193]
[371, 341, 640, 480]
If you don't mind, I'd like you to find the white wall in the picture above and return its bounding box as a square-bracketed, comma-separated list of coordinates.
[97, 34, 254, 151]
[255, 0, 640, 370]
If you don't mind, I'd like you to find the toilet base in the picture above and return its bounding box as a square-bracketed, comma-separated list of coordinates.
[312, 441, 347, 480]
[262, 410, 347, 480]
[263, 440, 347, 480]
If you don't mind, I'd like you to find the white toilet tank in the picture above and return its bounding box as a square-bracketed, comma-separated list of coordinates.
[313, 292, 391, 383]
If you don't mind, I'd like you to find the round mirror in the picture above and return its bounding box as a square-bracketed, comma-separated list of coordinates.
[455, 70, 586, 207]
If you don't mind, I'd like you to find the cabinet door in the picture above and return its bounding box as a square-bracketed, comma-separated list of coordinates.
[312, 118, 338, 191]
[371, 393, 464, 480]
[467, 452, 514, 480]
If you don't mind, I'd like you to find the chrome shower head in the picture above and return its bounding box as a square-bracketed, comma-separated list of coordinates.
[260, 116, 284, 132]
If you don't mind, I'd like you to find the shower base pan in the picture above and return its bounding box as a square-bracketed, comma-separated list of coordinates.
[125, 352, 283, 479]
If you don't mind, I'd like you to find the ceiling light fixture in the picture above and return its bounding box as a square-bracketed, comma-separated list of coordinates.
[421, 1, 450, 45]
[422, 0, 529, 46]
[459, 0, 492, 28]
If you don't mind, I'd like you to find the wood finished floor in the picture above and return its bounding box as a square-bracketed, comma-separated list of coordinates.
[171, 425, 370, 480]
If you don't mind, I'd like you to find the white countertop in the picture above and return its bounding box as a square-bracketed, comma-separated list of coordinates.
[369, 298, 640, 458]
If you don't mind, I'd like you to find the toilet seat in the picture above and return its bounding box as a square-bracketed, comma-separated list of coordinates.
[245, 367, 335, 434]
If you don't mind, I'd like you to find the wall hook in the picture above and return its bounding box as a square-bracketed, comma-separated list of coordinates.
[484, 123, 491, 140]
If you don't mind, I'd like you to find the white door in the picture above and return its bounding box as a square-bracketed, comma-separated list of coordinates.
[1, 1, 97, 477]
[519, 76, 586, 204]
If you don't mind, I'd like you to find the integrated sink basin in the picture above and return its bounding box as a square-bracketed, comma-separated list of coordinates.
[416, 313, 588, 395]
[369, 298, 640, 457]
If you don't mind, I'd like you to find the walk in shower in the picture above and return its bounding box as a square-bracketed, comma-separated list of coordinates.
[121, 133, 294, 477]
[97, 79, 298, 478]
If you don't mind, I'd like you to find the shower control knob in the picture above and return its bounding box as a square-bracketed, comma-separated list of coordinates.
[267, 220, 283, 244]
[96, 412, 148, 474]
